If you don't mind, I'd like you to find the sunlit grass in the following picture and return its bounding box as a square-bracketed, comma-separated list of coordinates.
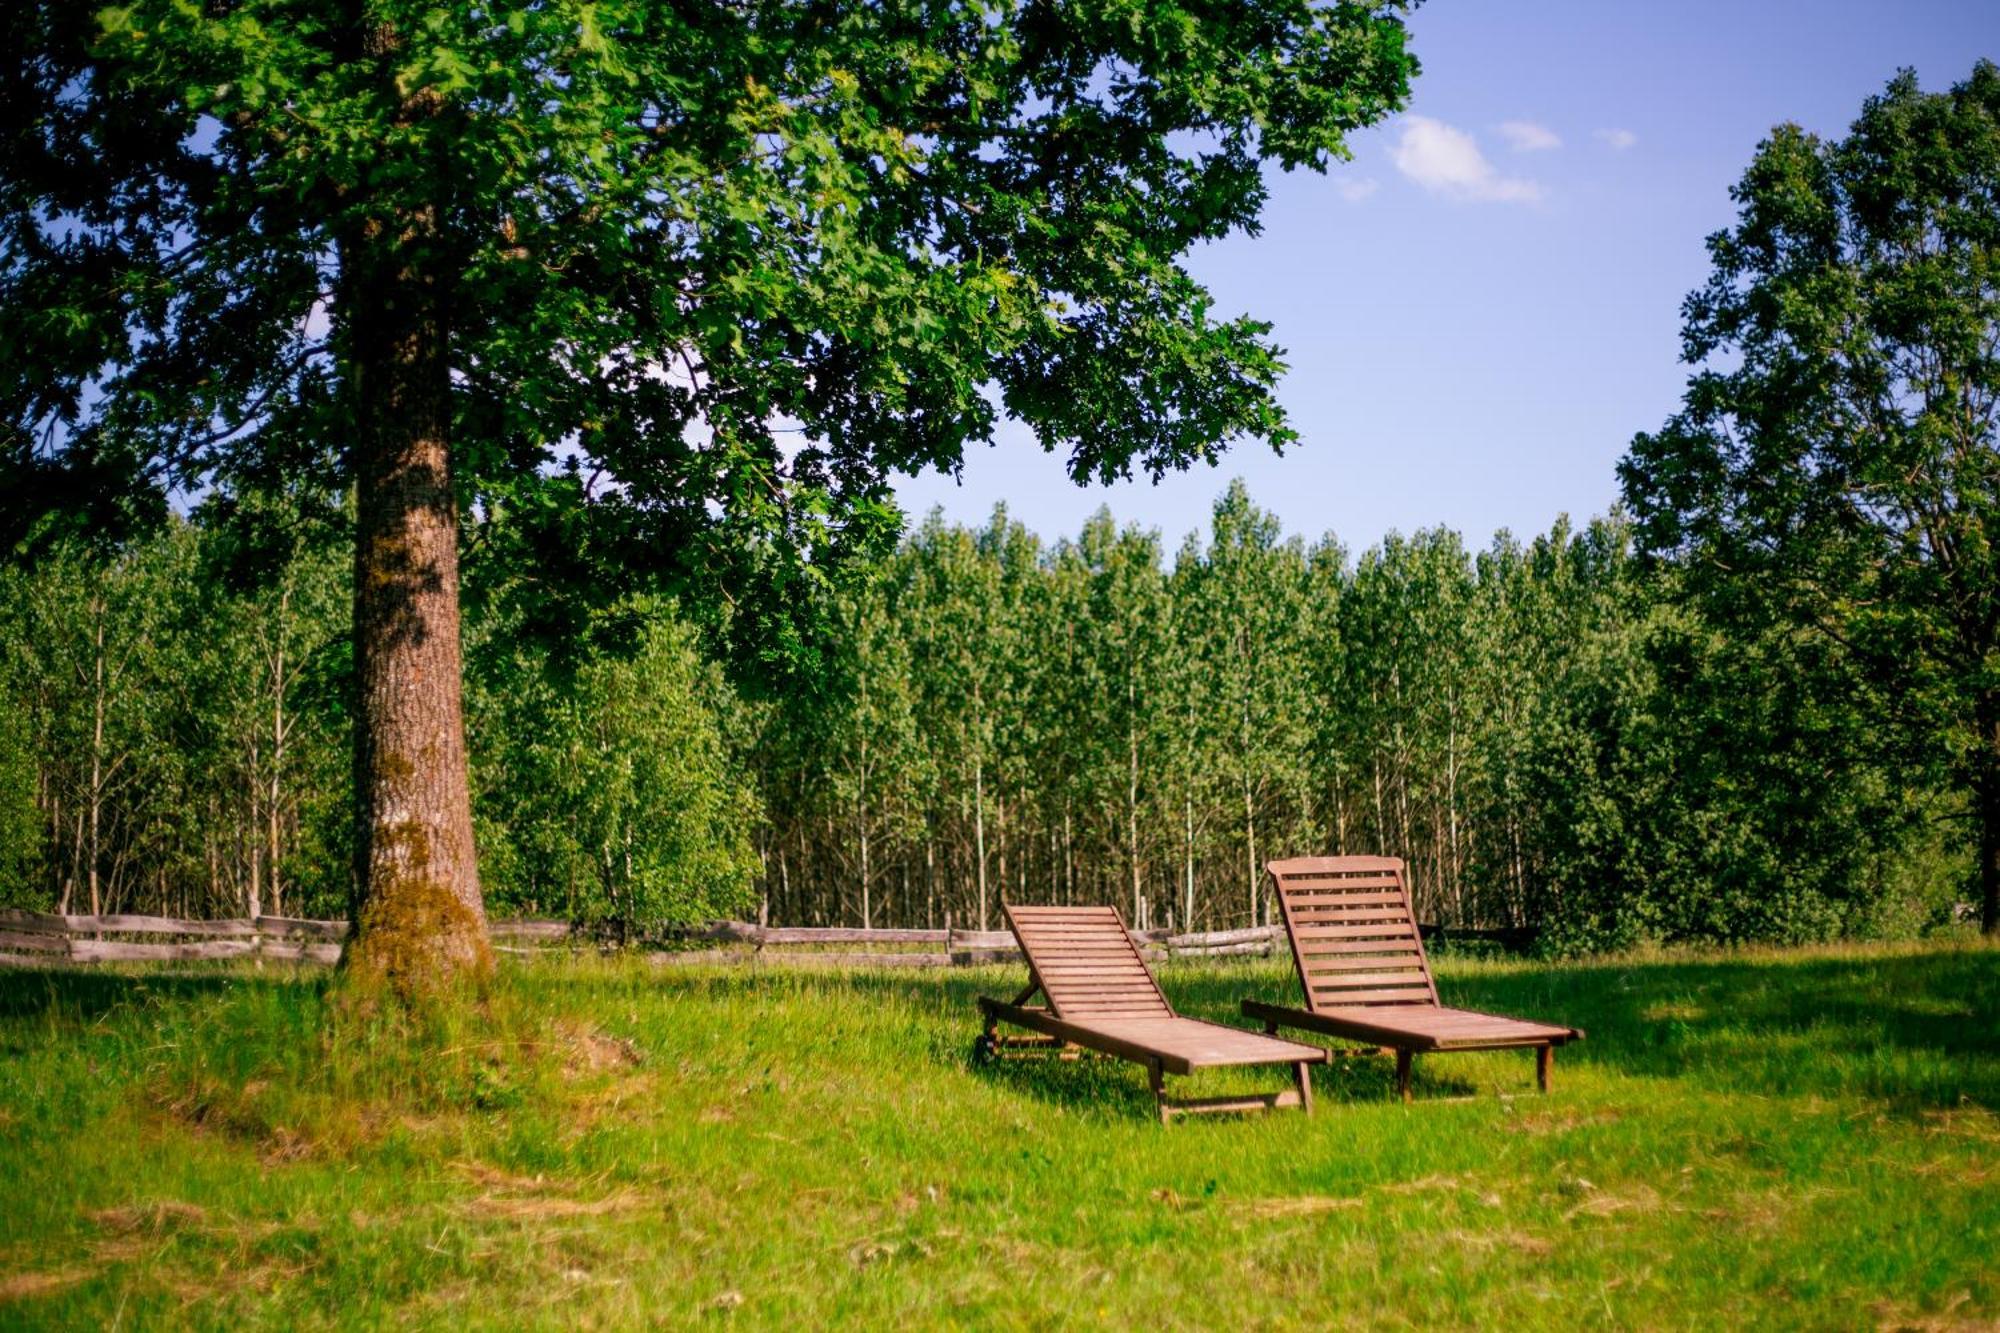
[0, 939, 1995, 1327]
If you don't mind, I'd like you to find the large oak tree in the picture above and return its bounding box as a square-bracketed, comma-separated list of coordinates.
[1621, 63, 2000, 933]
[1, 1, 1413, 988]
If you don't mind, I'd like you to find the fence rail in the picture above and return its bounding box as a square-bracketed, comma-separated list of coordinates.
[0, 910, 1526, 970]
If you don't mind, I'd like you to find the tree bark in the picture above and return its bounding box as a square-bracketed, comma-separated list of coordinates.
[338, 193, 491, 990]
[1980, 698, 1999, 936]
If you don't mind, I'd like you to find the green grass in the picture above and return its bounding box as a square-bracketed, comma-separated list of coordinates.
[1, 941, 1997, 1328]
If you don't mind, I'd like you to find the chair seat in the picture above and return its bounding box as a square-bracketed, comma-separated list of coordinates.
[1069, 1015, 1327, 1069]
[1307, 1004, 1578, 1050]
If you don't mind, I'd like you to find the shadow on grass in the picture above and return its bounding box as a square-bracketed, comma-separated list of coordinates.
[0, 968, 276, 1024]
[1234, 945, 2000, 1111]
[735, 943, 2000, 1113]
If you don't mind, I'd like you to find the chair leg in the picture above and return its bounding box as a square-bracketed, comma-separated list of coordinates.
[1395, 1049, 1413, 1104]
[1149, 1059, 1170, 1125]
[1537, 1045, 1553, 1094]
[1294, 1061, 1314, 1115]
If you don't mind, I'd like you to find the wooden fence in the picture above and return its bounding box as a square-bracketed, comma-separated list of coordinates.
[0, 910, 1525, 971]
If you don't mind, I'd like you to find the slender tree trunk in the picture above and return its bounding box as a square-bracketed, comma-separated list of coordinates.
[1128, 705, 1142, 927]
[1446, 689, 1462, 922]
[1980, 696, 2000, 936]
[339, 157, 490, 988]
[1332, 774, 1346, 854]
[246, 731, 263, 921]
[996, 798, 1007, 912]
[87, 598, 104, 917]
[268, 583, 289, 918]
[1182, 789, 1195, 931]
[1243, 776, 1257, 928]
[973, 756, 988, 930]
[1064, 804, 1075, 906]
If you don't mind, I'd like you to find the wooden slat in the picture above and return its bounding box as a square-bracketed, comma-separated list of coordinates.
[1284, 901, 1412, 916]
[1270, 855, 1404, 875]
[485, 920, 570, 941]
[260, 941, 344, 965]
[0, 950, 69, 969]
[1306, 988, 1432, 1005]
[1169, 939, 1278, 958]
[69, 938, 258, 963]
[760, 926, 947, 945]
[1295, 938, 1425, 955]
[1030, 962, 1152, 976]
[1159, 1090, 1302, 1118]
[0, 929, 69, 953]
[1308, 971, 1433, 989]
[1164, 925, 1280, 948]
[951, 948, 1024, 965]
[254, 915, 352, 940]
[949, 929, 1017, 950]
[0, 908, 70, 934]
[1289, 924, 1420, 942]
[1044, 983, 1166, 1001]
[61, 914, 259, 937]
[1302, 957, 1427, 976]
[1046, 999, 1167, 1012]
[1027, 954, 1150, 965]
[1033, 962, 1149, 974]
[1272, 876, 1400, 888]
[1274, 891, 1405, 908]
[763, 950, 953, 968]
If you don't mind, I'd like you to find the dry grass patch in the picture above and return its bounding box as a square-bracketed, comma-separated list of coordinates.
[0, 1267, 96, 1303]
[449, 1159, 666, 1222]
[1229, 1195, 1364, 1219]
[1440, 1227, 1557, 1257]
[1506, 1107, 1623, 1136]
[1560, 1181, 1664, 1222]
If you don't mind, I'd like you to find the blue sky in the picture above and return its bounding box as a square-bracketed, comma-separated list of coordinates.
[893, 0, 2000, 553]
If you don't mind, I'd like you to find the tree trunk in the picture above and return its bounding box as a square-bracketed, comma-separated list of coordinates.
[87, 597, 105, 918]
[268, 582, 290, 919]
[1980, 698, 2000, 936]
[1243, 776, 1257, 928]
[1127, 705, 1142, 927]
[973, 755, 988, 930]
[339, 190, 491, 990]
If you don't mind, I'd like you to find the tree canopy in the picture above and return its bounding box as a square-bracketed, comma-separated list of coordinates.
[1620, 61, 2000, 931]
[4, 0, 1415, 593]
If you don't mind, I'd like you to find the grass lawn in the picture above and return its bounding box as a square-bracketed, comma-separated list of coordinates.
[1, 940, 1997, 1328]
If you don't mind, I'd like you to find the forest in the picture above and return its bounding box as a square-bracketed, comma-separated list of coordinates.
[0, 479, 1966, 955]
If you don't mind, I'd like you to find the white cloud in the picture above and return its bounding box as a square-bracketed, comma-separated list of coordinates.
[1496, 119, 1561, 152]
[1595, 127, 1639, 151]
[1336, 177, 1380, 203]
[1390, 116, 1542, 203]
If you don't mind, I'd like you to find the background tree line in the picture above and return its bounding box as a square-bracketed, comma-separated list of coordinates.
[0, 480, 1967, 954]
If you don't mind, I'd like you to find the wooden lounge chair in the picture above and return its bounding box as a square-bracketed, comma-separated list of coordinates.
[1243, 856, 1582, 1102]
[977, 903, 1326, 1123]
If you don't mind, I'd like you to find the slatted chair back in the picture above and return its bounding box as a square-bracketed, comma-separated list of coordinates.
[1002, 904, 1174, 1022]
[1265, 856, 1438, 1011]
